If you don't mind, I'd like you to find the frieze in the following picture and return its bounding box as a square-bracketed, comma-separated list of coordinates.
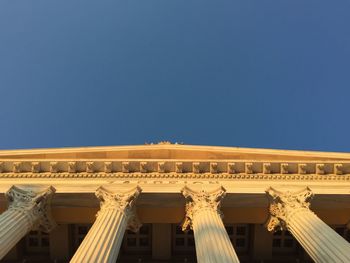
[0, 160, 350, 176]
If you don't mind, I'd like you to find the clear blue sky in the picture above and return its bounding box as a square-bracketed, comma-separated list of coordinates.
[1, 1, 349, 152]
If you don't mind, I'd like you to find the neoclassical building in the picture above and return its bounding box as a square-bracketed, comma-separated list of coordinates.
[0, 143, 350, 263]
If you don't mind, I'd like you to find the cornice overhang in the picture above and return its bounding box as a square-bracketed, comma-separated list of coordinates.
[1, 144, 350, 161]
[0, 144, 349, 180]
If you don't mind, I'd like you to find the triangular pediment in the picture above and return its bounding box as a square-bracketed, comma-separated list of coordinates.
[0, 144, 349, 161]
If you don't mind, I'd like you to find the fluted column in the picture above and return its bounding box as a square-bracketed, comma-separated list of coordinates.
[70, 186, 142, 263]
[0, 185, 56, 260]
[181, 186, 239, 263]
[266, 187, 350, 263]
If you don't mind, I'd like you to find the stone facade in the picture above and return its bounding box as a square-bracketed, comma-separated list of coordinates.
[0, 144, 350, 262]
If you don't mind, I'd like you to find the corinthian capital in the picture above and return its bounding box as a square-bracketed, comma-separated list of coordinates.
[6, 185, 56, 232]
[95, 186, 142, 231]
[266, 187, 313, 232]
[181, 185, 226, 231]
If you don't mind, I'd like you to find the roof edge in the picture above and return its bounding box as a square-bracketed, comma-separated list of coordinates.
[0, 144, 349, 160]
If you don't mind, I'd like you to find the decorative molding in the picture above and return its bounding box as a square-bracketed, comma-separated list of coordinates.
[122, 162, 129, 173]
[86, 162, 95, 173]
[210, 162, 218, 173]
[6, 185, 56, 232]
[157, 162, 165, 173]
[126, 206, 142, 233]
[157, 141, 172, 145]
[0, 160, 350, 178]
[298, 163, 307, 174]
[192, 162, 200, 173]
[263, 163, 271, 174]
[175, 162, 183, 173]
[227, 163, 235, 174]
[145, 141, 183, 145]
[245, 163, 253, 174]
[181, 185, 226, 231]
[140, 162, 147, 173]
[281, 163, 289, 174]
[265, 187, 313, 232]
[50, 162, 59, 173]
[316, 164, 325, 175]
[13, 162, 21, 173]
[68, 162, 76, 173]
[1, 172, 350, 181]
[104, 162, 112, 173]
[335, 163, 343, 175]
[95, 186, 142, 231]
[31, 162, 40, 173]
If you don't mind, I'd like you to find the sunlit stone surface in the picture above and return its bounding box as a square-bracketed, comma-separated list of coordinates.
[0, 144, 350, 262]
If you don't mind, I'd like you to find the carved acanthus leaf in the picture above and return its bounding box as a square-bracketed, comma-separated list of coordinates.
[266, 187, 313, 232]
[95, 186, 142, 228]
[126, 206, 142, 233]
[181, 185, 226, 231]
[6, 185, 56, 232]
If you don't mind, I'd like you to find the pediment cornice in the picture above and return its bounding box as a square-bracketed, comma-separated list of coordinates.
[0, 145, 349, 180]
[1, 144, 350, 161]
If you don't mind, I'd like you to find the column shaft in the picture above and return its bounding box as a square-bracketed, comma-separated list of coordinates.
[192, 209, 239, 263]
[71, 210, 127, 263]
[267, 187, 350, 263]
[288, 210, 350, 263]
[182, 185, 240, 263]
[0, 208, 38, 258]
[0, 186, 55, 260]
[70, 186, 141, 263]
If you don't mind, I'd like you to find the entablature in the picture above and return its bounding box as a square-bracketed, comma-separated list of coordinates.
[0, 160, 349, 177]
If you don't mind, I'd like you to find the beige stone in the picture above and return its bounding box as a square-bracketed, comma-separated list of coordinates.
[0, 185, 55, 260]
[182, 185, 240, 263]
[266, 187, 350, 263]
[0, 144, 349, 261]
[70, 186, 141, 263]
